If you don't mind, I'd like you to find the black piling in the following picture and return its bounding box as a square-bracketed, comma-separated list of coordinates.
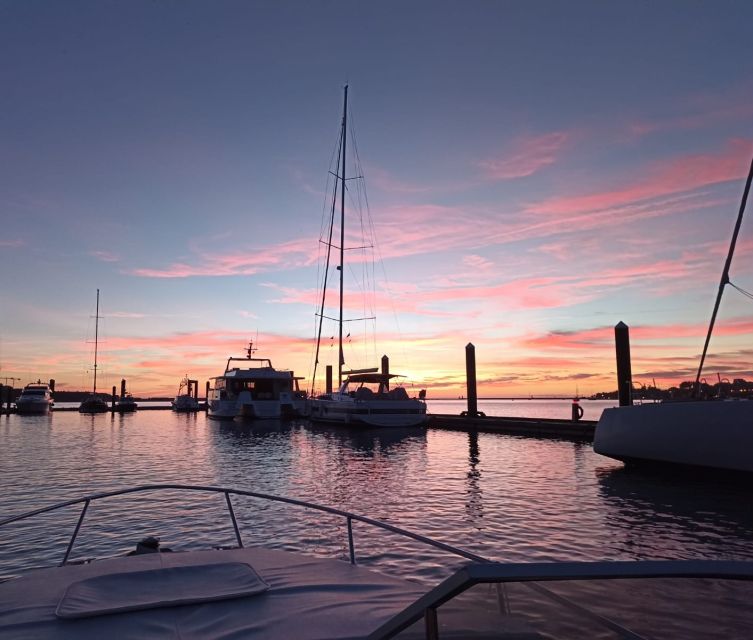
[381, 355, 390, 391]
[615, 321, 633, 406]
[120, 379, 126, 398]
[111, 386, 117, 408]
[326, 365, 333, 394]
[49, 379, 55, 393]
[465, 342, 478, 417]
[205, 381, 210, 402]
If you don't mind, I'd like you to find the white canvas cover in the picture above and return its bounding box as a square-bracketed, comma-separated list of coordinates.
[0, 546, 426, 639]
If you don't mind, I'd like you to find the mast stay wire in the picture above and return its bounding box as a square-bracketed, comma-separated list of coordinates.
[348, 110, 417, 390]
[728, 281, 753, 301]
[309, 125, 345, 394]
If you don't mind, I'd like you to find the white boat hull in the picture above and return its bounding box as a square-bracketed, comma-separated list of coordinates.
[594, 400, 753, 473]
[208, 397, 288, 420]
[15, 399, 52, 415]
[309, 397, 428, 428]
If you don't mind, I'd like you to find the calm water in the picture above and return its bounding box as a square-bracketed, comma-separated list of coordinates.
[1, 400, 752, 586]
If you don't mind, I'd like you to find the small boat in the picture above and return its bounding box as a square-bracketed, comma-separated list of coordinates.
[171, 375, 200, 412]
[309, 370, 427, 428]
[308, 86, 427, 428]
[115, 379, 137, 413]
[1, 484, 752, 639]
[594, 155, 753, 472]
[115, 394, 137, 413]
[14, 380, 54, 415]
[79, 289, 109, 414]
[207, 342, 300, 420]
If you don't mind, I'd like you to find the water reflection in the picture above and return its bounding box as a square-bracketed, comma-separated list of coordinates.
[596, 466, 753, 559]
[301, 422, 426, 455]
[465, 430, 483, 526]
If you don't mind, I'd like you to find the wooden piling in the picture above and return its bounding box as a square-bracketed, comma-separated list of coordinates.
[615, 321, 633, 406]
[326, 365, 333, 394]
[111, 386, 117, 408]
[381, 355, 389, 390]
[465, 343, 478, 417]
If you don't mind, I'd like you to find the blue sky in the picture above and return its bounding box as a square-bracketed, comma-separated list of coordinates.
[2, 1, 753, 396]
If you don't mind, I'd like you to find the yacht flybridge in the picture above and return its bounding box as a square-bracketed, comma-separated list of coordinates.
[1, 484, 752, 639]
[207, 342, 303, 420]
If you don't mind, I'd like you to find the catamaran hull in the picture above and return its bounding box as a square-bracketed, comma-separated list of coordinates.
[309, 401, 428, 428]
[594, 400, 753, 473]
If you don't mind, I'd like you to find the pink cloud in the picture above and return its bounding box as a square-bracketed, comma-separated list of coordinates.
[477, 132, 569, 179]
[129, 237, 318, 278]
[90, 250, 120, 263]
[522, 318, 753, 351]
[462, 254, 494, 270]
[628, 89, 753, 139]
[0, 239, 24, 248]
[528, 138, 752, 216]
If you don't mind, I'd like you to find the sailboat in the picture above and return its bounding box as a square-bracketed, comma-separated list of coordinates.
[307, 86, 427, 428]
[594, 154, 753, 473]
[78, 289, 110, 414]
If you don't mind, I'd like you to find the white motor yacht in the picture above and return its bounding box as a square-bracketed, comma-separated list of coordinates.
[1, 484, 752, 639]
[309, 371, 427, 428]
[14, 381, 54, 415]
[207, 342, 300, 420]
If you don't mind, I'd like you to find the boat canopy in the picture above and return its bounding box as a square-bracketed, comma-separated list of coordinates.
[345, 373, 399, 384]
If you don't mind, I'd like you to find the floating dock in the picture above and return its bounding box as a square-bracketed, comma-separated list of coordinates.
[428, 414, 596, 441]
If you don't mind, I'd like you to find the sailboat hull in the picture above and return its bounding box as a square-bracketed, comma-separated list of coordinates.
[309, 396, 428, 428]
[594, 400, 753, 473]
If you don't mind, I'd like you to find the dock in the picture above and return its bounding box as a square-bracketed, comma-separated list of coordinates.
[428, 414, 596, 441]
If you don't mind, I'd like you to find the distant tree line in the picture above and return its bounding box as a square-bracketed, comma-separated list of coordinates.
[589, 378, 753, 401]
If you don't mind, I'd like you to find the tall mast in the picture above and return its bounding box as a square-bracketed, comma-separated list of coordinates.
[694, 154, 753, 396]
[338, 85, 348, 386]
[93, 288, 100, 394]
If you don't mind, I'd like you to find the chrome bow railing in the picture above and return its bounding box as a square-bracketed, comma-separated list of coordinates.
[0, 483, 487, 568]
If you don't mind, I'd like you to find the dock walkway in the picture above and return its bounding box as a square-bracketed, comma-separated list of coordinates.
[428, 414, 596, 441]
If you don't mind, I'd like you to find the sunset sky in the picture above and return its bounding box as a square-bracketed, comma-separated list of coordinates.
[2, 1, 753, 398]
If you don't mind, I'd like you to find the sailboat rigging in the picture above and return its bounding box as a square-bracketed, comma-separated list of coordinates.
[308, 86, 427, 428]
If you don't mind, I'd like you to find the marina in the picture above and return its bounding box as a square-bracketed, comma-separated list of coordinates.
[3, 3, 753, 637]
